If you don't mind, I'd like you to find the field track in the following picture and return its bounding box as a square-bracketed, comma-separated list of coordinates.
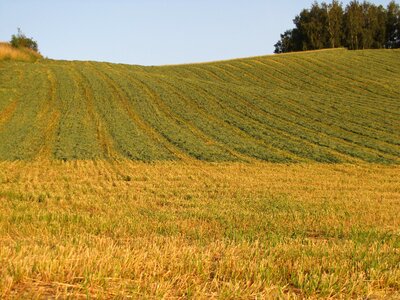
[0, 48, 399, 162]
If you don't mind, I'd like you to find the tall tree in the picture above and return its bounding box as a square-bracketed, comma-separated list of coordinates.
[274, 30, 294, 53]
[293, 9, 309, 50]
[344, 1, 364, 50]
[386, 1, 400, 48]
[274, 29, 302, 53]
[294, 2, 329, 50]
[323, 0, 344, 48]
[372, 5, 388, 48]
[361, 3, 387, 49]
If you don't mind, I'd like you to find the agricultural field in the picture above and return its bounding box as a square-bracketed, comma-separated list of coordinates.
[0, 49, 399, 298]
[0, 48, 399, 162]
[0, 162, 399, 298]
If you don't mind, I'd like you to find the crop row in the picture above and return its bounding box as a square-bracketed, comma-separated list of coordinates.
[0, 49, 398, 162]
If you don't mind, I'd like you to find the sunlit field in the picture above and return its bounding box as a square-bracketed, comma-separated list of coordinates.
[1, 49, 399, 163]
[0, 161, 399, 298]
[0, 43, 41, 62]
[1, 47, 400, 298]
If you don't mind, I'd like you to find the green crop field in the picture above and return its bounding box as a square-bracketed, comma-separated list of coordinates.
[1, 48, 399, 163]
[0, 49, 400, 298]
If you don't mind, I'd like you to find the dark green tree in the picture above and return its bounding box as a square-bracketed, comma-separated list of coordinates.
[386, 1, 400, 48]
[293, 2, 329, 50]
[361, 3, 387, 49]
[344, 1, 364, 50]
[274, 30, 295, 53]
[274, 29, 303, 53]
[373, 5, 389, 48]
[274, 0, 399, 53]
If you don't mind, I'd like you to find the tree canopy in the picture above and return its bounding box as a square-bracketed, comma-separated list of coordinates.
[274, 0, 400, 53]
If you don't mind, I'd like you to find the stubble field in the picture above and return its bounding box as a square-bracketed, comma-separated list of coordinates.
[0, 161, 399, 298]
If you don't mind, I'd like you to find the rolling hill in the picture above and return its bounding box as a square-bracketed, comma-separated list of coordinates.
[0, 48, 399, 163]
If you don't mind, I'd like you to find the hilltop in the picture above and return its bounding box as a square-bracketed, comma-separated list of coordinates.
[0, 42, 42, 62]
[0, 48, 399, 163]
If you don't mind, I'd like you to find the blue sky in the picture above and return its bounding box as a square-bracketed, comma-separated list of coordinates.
[0, 0, 394, 65]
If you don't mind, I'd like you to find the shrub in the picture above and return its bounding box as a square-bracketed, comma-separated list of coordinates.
[10, 28, 39, 52]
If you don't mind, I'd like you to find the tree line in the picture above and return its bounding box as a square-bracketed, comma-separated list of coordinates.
[274, 0, 400, 53]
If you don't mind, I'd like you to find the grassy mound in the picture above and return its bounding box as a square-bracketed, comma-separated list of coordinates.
[0, 42, 42, 62]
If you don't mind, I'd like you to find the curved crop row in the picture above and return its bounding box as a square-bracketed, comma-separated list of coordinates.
[0, 49, 399, 162]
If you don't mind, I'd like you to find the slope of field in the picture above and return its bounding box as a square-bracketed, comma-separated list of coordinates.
[1, 49, 400, 298]
[0, 49, 399, 162]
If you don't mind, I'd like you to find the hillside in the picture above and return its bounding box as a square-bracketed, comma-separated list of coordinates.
[1, 48, 400, 298]
[0, 48, 399, 162]
[0, 42, 42, 62]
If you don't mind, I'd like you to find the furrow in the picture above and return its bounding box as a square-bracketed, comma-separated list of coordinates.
[229, 59, 400, 135]
[150, 72, 305, 162]
[70, 64, 118, 160]
[87, 63, 183, 161]
[35, 66, 61, 160]
[112, 65, 257, 162]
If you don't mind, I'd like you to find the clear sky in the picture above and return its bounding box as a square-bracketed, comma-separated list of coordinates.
[0, 0, 394, 65]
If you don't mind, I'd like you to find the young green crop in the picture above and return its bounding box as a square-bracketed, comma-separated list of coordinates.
[0, 48, 399, 162]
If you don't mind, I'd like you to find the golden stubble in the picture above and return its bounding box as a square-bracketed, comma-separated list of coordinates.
[0, 161, 399, 298]
[0, 43, 41, 62]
